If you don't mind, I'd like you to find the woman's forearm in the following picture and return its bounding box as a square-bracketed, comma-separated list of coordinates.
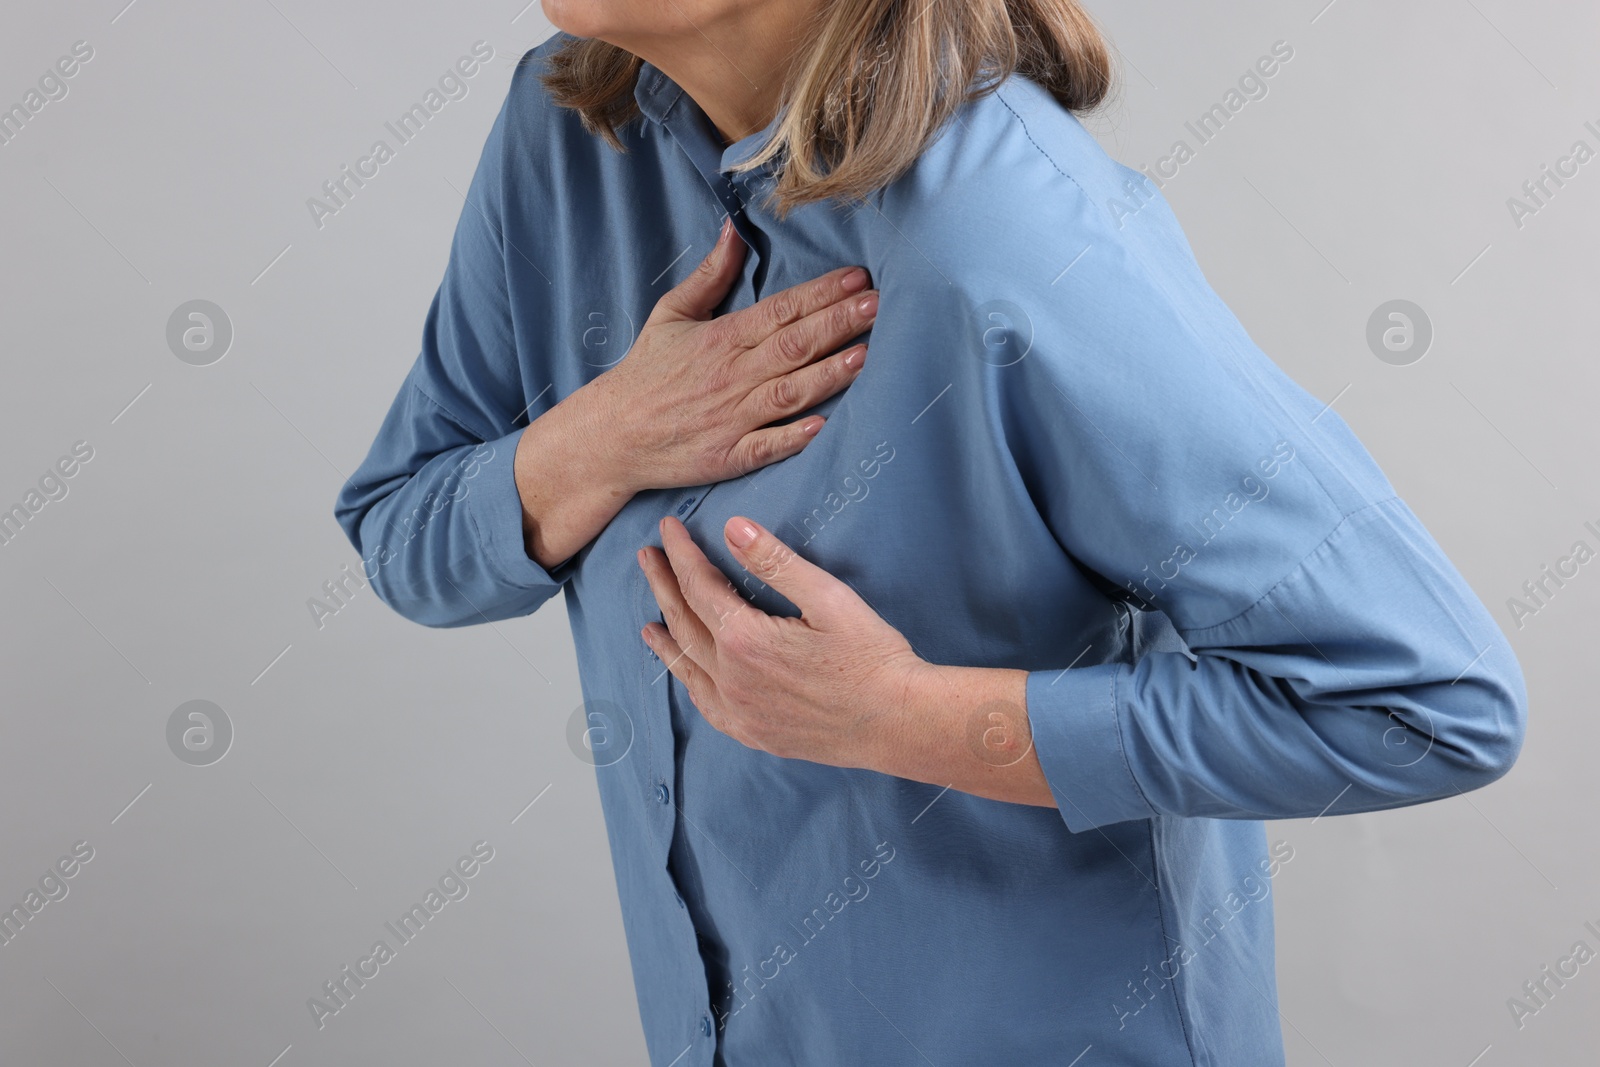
[513, 378, 641, 570]
[877, 663, 1058, 809]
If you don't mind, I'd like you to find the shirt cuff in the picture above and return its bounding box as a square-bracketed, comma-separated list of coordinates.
[1025, 661, 1156, 833]
[462, 427, 580, 592]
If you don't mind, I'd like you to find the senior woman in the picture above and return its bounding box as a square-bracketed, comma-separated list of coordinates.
[334, 1, 1527, 1063]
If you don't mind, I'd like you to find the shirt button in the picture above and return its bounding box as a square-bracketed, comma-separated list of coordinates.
[656, 783, 670, 805]
[699, 1015, 713, 1037]
[675, 892, 686, 909]
[675, 495, 696, 516]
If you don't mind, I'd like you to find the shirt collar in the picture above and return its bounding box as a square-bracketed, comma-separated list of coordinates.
[632, 59, 684, 127]
[635, 59, 780, 176]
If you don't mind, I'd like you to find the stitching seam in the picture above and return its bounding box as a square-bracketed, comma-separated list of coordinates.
[408, 374, 495, 444]
[992, 84, 1088, 199]
[1146, 826, 1203, 1067]
[1180, 494, 1402, 637]
[1105, 661, 1158, 820]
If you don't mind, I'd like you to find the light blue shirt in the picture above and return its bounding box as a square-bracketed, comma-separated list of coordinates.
[335, 31, 1526, 1066]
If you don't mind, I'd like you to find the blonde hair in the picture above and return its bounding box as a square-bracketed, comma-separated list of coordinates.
[539, 1, 1114, 219]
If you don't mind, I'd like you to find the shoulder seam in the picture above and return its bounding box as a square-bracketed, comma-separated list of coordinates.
[992, 82, 1088, 200]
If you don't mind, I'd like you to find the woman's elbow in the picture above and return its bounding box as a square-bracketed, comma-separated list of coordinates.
[365, 563, 485, 629]
[331, 520, 456, 629]
[1461, 682, 1527, 792]
[1423, 651, 1529, 795]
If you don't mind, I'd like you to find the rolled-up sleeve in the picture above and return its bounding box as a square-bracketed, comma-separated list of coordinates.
[333, 55, 574, 628]
[999, 187, 1528, 833]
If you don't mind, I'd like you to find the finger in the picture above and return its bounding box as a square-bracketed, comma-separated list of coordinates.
[722, 516, 853, 622]
[643, 618, 754, 751]
[641, 621, 721, 710]
[658, 516, 760, 638]
[723, 415, 827, 478]
[638, 545, 717, 671]
[743, 287, 878, 379]
[741, 343, 866, 426]
[647, 215, 747, 324]
[721, 265, 873, 351]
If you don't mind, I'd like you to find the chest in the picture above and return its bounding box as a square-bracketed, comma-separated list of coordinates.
[514, 132, 1097, 661]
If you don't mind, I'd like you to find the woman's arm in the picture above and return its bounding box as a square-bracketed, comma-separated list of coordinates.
[512, 385, 636, 571]
[983, 184, 1528, 830]
[638, 444, 1527, 824]
[333, 77, 567, 629]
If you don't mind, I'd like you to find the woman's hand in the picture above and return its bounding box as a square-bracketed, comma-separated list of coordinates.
[514, 218, 877, 569]
[638, 513, 924, 769]
[594, 217, 879, 492]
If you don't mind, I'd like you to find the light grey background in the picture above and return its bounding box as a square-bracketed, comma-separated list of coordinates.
[0, 1, 1593, 1064]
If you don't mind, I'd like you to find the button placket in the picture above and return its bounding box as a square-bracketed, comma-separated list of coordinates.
[633, 557, 674, 845]
[634, 547, 718, 1055]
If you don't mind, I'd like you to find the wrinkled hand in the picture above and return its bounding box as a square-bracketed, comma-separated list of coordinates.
[637, 515, 928, 769]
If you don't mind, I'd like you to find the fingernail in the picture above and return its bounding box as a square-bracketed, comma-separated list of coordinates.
[727, 520, 759, 548]
[843, 345, 866, 370]
[802, 417, 824, 436]
[855, 292, 879, 317]
[840, 267, 868, 292]
[719, 216, 733, 244]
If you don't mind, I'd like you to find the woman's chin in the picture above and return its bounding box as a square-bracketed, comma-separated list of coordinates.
[534, 0, 620, 41]
[539, 0, 602, 39]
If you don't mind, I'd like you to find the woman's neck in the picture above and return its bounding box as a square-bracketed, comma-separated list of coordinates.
[554, 1, 820, 145]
